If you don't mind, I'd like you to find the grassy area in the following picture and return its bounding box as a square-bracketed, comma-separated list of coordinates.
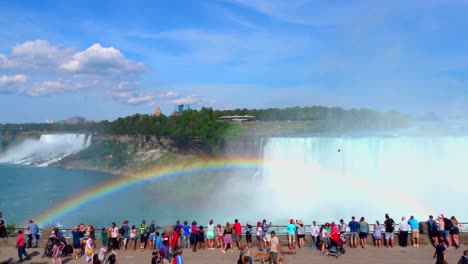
[224, 120, 325, 136]
[58, 141, 131, 169]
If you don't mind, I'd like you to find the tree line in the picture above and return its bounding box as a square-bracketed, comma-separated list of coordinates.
[0, 106, 409, 148]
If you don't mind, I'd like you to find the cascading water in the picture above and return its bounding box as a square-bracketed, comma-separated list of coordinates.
[260, 136, 468, 222]
[0, 133, 92, 166]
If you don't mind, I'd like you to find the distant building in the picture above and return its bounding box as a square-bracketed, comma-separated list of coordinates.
[218, 115, 256, 122]
[64, 116, 86, 124]
[46, 120, 55, 124]
[154, 107, 161, 117]
[171, 104, 190, 116]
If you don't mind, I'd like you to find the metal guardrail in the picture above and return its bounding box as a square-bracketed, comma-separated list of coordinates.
[10, 223, 468, 239]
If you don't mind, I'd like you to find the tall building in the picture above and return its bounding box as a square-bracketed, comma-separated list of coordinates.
[154, 107, 161, 117]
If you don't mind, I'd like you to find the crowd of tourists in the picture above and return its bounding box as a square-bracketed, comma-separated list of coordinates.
[1, 211, 466, 264]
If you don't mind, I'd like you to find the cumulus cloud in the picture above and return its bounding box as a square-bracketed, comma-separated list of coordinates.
[26, 80, 71, 96]
[61, 43, 144, 75]
[0, 74, 28, 85]
[0, 74, 28, 93]
[0, 54, 18, 69]
[1, 40, 221, 111]
[5, 40, 73, 70]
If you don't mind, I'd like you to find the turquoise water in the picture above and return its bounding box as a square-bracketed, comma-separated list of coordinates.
[2, 130, 468, 229]
[0, 164, 256, 228]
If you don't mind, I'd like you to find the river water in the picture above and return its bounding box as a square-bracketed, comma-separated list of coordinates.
[1, 123, 468, 229]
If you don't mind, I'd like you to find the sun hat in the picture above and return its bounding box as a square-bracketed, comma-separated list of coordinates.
[289, 219, 294, 223]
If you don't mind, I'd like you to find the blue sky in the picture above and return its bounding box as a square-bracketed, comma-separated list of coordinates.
[0, 0, 467, 122]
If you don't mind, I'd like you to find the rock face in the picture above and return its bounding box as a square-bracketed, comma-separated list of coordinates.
[94, 134, 176, 151]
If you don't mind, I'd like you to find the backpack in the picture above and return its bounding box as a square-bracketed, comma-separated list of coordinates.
[139, 225, 147, 236]
[149, 224, 156, 233]
[430, 221, 438, 232]
[457, 256, 468, 264]
[444, 218, 453, 230]
[119, 227, 125, 236]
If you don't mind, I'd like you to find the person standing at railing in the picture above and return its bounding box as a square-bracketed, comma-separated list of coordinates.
[358, 217, 369, 249]
[399, 216, 409, 247]
[339, 219, 346, 237]
[109, 222, 120, 251]
[309, 221, 319, 249]
[348, 216, 359, 248]
[384, 214, 395, 248]
[120, 220, 130, 250]
[207, 219, 215, 249]
[262, 220, 272, 249]
[245, 221, 253, 249]
[27, 219, 39, 248]
[296, 220, 305, 249]
[450, 216, 461, 249]
[256, 222, 263, 251]
[438, 214, 453, 248]
[0, 212, 7, 238]
[286, 219, 296, 250]
[233, 219, 243, 250]
[72, 226, 82, 259]
[408, 216, 420, 248]
[427, 215, 439, 245]
[182, 221, 191, 249]
[373, 221, 382, 248]
[139, 220, 148, 250]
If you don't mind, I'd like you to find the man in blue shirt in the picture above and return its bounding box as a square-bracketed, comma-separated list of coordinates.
[348, 216, 359, 248]
[408, 216, 420, 248]
[27, 220, 39, 248]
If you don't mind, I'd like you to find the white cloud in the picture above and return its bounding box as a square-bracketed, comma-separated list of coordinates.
[0, 54, 18, 69]
[8, 39, 73, 69]
[0, 74, 28, 93]
[26, 80, 71, 96]
[61, 43, 144, 75]
[0, 74, 28, 85]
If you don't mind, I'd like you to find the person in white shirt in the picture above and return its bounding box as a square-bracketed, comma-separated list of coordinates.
[398, 216, 409, 247]
[309, 221, 319, 248]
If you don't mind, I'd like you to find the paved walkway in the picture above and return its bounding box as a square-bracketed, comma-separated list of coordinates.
[0, 244, 466, 264]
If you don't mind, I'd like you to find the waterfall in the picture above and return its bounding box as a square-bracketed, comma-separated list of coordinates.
[260, 136, 468, 222]
[0, 133, 92, 167]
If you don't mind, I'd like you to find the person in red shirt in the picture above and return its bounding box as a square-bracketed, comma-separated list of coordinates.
[171, 227, 180, 248]
[233, 219, 243, 250]
[16, 230, 31, 262]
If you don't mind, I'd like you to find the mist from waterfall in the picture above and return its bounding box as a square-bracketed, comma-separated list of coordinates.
[0, 133, 92, 166]
[259, 135, 468, 223]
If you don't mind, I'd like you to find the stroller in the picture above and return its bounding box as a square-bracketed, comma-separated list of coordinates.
[43, 236, 72, 258]
[43, 237, 56, 258]
[326, 233, 346, 258]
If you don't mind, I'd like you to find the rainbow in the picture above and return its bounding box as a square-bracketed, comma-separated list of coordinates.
[35, 157, 434, 227]
[36, 158, 263, 227]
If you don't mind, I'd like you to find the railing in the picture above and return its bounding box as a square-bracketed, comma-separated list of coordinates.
[11, 223, 468, 239]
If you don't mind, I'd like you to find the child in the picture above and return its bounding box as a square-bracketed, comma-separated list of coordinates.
[172, 246, 184, 264]
[98, 247, 106, 263]
[433, 240, 447, 264]
[85, 237, 95, 263]
[130, 225, 138, 251]
[197, 226, 205, 250]
[155, 232, 162, 250]
[162, 232, 170, 248]
[107, 251, 117, 264]
[457, 250, 468, 264]
[52, 238, 65, 264]
[238, 246, 252, 264]
[245, 222, 253, 248]
[151, 251, 160, 264]
[101, 227, 108, 248]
